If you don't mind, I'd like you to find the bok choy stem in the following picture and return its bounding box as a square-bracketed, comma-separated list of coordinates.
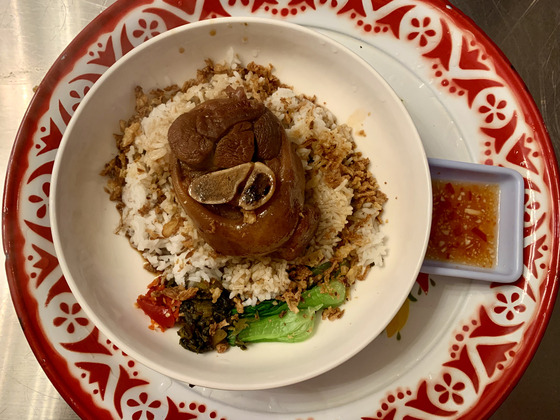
[228, 280, 347, 346]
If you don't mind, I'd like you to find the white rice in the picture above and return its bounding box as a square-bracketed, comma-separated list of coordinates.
[115, 64, 387, 305]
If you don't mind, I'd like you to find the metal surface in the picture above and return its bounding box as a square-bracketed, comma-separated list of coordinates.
[0, 0, 558, 418]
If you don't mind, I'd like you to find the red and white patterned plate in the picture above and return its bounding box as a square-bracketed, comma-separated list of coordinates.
[4, 0, 559, 419]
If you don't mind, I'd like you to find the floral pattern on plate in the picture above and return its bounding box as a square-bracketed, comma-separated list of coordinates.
[4, 0, 558, 419]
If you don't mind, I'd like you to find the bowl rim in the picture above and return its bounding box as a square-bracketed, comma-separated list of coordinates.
[49, 16, 431, 390]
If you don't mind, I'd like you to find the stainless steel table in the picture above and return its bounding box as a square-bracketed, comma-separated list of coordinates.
[1, 1, 558, 418]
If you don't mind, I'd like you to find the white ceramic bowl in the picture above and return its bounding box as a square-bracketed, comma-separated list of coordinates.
[421, 158, 524, 283]
[50, 17, 431, 390]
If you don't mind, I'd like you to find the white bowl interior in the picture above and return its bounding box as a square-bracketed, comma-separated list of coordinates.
[50, 17, 431, 390]
[421, 158, 524, 282]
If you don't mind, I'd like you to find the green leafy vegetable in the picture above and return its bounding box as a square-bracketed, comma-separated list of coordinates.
[177, 281, 233, 353]
[235, 299, 288, 319]
[228, 281, 347, 347]
[234, 280, 346, 319]
[298, 280, 346, 309]
[228, 306, 319, 345]
[310, 261, 333, 276]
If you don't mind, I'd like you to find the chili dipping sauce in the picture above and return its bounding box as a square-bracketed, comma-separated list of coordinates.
[425, 179, 499, 268]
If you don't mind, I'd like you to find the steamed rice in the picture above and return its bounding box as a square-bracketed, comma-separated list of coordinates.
[103, 59, 387, 307]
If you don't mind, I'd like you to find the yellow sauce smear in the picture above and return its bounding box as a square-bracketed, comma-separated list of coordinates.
[426, 179, 499, 268]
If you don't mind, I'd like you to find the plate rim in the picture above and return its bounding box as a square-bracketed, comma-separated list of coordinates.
[3, 0, 559, 418]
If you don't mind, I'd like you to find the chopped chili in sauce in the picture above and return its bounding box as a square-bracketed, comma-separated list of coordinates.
[136, 277, 181, 331]
[426, 179, 499, 268]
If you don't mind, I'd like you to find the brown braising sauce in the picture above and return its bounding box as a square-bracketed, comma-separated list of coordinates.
[425, 179, 499, 268]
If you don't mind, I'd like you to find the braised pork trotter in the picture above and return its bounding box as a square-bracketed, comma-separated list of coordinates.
[169, 88, 318, 258]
